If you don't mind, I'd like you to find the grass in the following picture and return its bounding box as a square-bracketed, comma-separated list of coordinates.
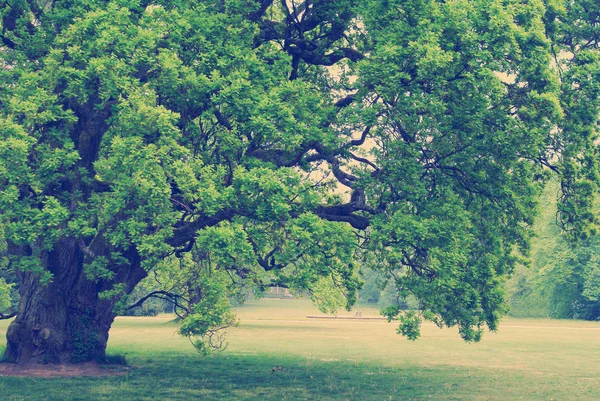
[1, 298, 600, 400]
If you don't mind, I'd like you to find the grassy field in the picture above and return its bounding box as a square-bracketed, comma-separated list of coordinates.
[1, 298, 600, 400]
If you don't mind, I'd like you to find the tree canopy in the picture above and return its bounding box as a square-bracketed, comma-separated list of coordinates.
[0, 0, 598, 363]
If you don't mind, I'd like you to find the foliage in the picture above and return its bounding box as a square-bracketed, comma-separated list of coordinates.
[358, 261, 420, 309]
[177, 269, 239, 355]
[357, 266, 385, 304]
[0, 277, 11, 312]
[0, 226, 16, 314]
[508, 181, 600, 321]
[546, 0, 600, 239]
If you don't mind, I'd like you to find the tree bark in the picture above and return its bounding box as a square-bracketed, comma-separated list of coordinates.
[3, 238, 145, 364]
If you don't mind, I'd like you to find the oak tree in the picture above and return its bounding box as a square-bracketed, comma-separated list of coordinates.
[0, 0, 597, 363]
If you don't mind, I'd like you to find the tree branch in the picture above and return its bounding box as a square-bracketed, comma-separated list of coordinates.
[248, 0, 275, 21]
[348, 152, 379, 172]
[334, 94, 357, 109]
[347, 126, 372, 148]
[91, 180, 112, 193]
[287, 45, 364, 66]
[214, 110, 233, 131]
[315, 203, 370, 230]
[0, 312, 17, 320]
[125, 290, 185, 311]
[169, 209, 236, 248]
[247, 238, 285, 271]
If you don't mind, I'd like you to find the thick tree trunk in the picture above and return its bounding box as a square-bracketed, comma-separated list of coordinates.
[3, 238, 146, 364]
[4, 287, 115, 364]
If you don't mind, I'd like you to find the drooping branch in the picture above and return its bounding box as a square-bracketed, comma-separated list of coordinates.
[169, 196, 374, 251]
[0, 35, 16, 50]
[125, 290, 186, 312]
[537, 157, 561, 173]
[302, 150, 360, 188]
[246, 143, 317, 167]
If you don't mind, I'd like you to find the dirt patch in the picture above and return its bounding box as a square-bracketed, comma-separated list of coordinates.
[0, 362, 130, 378]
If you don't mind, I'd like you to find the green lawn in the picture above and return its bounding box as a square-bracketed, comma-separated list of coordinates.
[1, 298, 600, 400]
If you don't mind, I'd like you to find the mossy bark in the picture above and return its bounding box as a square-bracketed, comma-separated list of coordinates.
[4, 238, 145, 364]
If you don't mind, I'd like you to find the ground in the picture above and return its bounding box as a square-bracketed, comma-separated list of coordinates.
[0, 362, 128, 378]
[1, 298, 600, 400]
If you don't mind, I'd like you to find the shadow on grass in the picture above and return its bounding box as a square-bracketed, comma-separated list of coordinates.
[0, 351, 597, 401]
[102, 354, 128, 366]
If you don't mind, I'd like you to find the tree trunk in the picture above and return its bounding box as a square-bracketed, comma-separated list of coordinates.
[3, 238, 146, 364]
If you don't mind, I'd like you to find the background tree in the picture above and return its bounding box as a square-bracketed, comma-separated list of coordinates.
[507, 182, 600, 320]
[544, 0, 600, 238]
[0, 0, 596, 364]
[508, 0, 600, 320]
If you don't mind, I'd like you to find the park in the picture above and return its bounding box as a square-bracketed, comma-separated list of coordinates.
[2, 298, 600, 400]
[1, 0, 600, 399]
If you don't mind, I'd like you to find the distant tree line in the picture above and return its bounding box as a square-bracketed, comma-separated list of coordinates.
[508, 182, 600, 321]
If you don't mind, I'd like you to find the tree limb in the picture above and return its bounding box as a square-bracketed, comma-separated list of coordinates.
[169, 209, 236, 248]
[315, 203, 370, 230]
[0, 312, 17, 320]
[347, 126, 372, 148]
[214, 110, 233, 131]
[287, 45, 364, 66]
[334, 94, 357, 109]
[348, 152, 379, 172]
[248, 0, 275, 21]
[125, 290, 186, 312]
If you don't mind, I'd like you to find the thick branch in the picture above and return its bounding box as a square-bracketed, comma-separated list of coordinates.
[0, 312, 17, 320]
[169, 209, 236, 248]
[334, 94, 357, 109]
[214, 110, 233, 131]
[315, 203, 370, 230]
[0, 35, 16, 50]
[347, 126, 372, 148]
[91, 180, 112, 193]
